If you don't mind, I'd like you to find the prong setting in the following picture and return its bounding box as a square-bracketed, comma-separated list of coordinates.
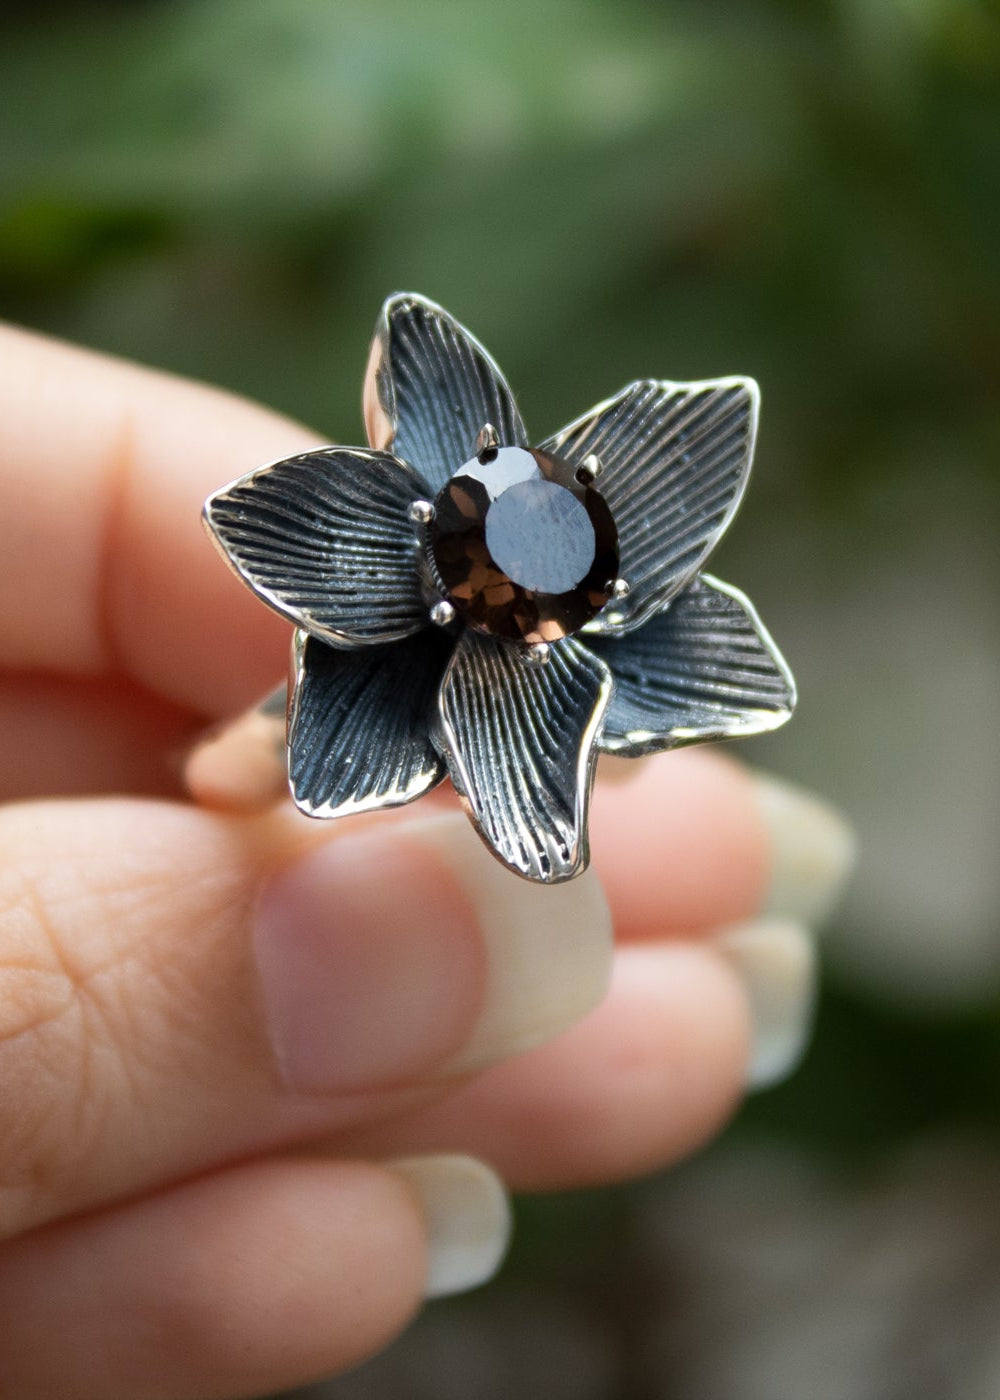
[608, 577, 630, 600]
[476, 423, 500, 462]
[575, 454, 602, 486]
[408, 498, 435, 525]
[430, 599, 457, 627]
[524, 641, 551, 666]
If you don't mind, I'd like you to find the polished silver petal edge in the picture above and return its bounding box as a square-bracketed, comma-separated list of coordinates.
[437, 631, 613, 883]
[288, 628, 450, 817]
[589, 573, 796, 757]
[542, 378, 758, 633]
[364, 292, 528, 494]
[204, 447, 432, 647]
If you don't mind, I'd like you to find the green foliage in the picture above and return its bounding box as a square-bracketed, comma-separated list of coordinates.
[2, 0, 997, 453]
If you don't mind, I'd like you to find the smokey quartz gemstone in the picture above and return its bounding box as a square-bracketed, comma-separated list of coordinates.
[429, 446, 620, 643]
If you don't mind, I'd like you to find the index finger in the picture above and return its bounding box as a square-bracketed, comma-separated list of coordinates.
[0, 322, 321, 715]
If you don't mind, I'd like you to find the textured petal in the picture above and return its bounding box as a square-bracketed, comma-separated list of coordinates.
[288, 629, 450, 817]
[204, 447, 431, 646]
[364, 292, 528, 493]
[437, 632, 613, 883]
[541, 378, 758, 632]
[589, 574, 796, 756]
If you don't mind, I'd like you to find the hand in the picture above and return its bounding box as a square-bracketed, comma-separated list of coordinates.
[0, 323, 853, 1399]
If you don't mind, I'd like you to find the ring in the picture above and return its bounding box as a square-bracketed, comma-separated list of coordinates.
[200, 293, 796, 883]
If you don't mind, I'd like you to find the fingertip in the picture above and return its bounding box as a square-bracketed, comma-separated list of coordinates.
[0, 323, 318, 708]
[389, 1153, 512, 1299]
[592, 749, 769, 938]
[361, 940, 751, 1192]
[749, 771, 857, 925]
[0, 1158, 431, 1399]
[561, 942, 752, 1179]
[717, 917, 818, 1090]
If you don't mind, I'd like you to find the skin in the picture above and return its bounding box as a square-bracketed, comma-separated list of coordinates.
[0, 323, 769, 1398]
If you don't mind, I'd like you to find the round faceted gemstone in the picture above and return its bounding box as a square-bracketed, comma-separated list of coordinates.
[429, 446, 619, 643]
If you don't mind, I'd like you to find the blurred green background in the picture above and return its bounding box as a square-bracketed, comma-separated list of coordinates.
[2, 1, 999, 1395]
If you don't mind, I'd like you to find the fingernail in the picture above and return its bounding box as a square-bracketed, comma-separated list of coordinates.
[254, 812, 613, 1093]
[409, 813, 613, 1075]
[390, 1154, 512, 1298]
[751, 773, 856, 925]
[717, 917, 817, 1089]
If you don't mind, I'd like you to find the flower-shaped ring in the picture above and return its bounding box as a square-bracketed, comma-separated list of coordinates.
[204, 293, 796, 883]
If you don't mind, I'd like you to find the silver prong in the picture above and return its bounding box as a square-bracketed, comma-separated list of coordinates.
[524, 641, 551, 666]
[430, 599, 457, 627]
[408, 498, 435, 525]
[575, 453, 602, 486]
[476, 423, 500, 458]
[607, 577, 630, 600]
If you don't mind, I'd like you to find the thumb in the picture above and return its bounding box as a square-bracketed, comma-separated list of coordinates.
[0, 797, 612, 1239]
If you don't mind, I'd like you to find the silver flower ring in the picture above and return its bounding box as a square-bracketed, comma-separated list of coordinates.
[203, 293, 796, 883]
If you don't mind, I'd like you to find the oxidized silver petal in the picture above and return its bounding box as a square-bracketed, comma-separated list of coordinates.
[364, 292, 528, 493]
[204, 447, 432, 647]
[437, 630, 613, 883]
[589, 574, 796, 757]
[541, 378, 758, 633]
[288, 629, 451, 817]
